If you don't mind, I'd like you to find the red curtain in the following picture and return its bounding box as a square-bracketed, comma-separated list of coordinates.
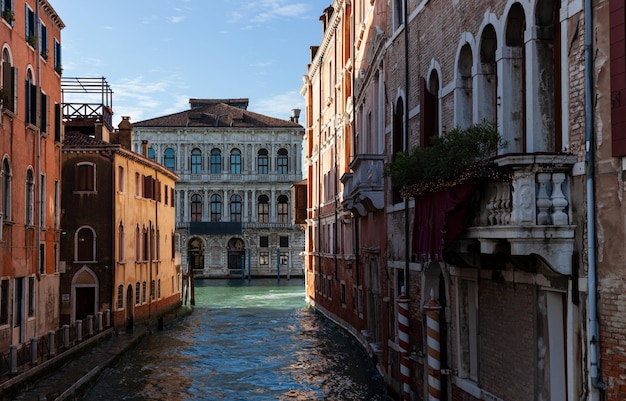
[412, 181, 478, 261]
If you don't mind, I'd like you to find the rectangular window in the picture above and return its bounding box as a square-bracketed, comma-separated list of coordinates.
[259, 251, 269, 265]
[260, 236, 268, 247]
[54, 244, 58, 273]
[28, 277, 34, 317]
[39, 21, 48, 59]
[40, 91, 48, 132]
[39, 174, 46, 227]
[150, 280, 155, 300]
[142, 281, 147, 303]
[135, 283, 140, 305]
[54, 39, 62, 74]
[135, 173, 141, 196]
[75, 163, 95, 192]
[458, 279, 479, 381]
[340, 282, 346, 305]
[118, 166, 124, 192]
[279, 236, 289, 248]
[117, 285, 124, 309]
[54, 181, 59, 229]
[280, 254, 288, 266]
[39, 243, 45, 274]
[0, 279, 8, 325]
[258, 202, 269, 223]
[25, 5, 35, 46]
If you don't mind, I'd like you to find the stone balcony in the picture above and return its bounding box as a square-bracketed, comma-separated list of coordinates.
[341, 154, 385, 217]
[457, 153, 578, 276]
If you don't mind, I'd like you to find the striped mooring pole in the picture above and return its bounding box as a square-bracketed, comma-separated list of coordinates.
[398, 294, 411, 400]
[424, 295, 442, 401]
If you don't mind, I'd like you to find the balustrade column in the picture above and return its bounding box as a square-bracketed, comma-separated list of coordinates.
[251, 189, 257, 223]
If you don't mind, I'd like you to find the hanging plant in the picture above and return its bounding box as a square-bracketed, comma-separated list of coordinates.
[386, 120, 508, 197]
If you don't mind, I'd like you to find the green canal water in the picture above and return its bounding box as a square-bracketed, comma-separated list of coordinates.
[83, 278, 390, 400]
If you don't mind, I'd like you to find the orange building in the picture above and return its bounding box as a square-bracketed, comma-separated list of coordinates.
[0, 0, 64, 349]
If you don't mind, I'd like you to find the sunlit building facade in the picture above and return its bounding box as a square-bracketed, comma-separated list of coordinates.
[133, 99, 305, 279]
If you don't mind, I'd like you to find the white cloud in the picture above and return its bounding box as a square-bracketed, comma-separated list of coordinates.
[169, 16, 185, 23]
[253, 90, 304, 120]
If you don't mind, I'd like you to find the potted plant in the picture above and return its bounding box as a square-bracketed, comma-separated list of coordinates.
[27, 35, 36, 48]
[41, 50, 48, 61]
[55, 65, 63, 76]
[385, 120, 507, 197]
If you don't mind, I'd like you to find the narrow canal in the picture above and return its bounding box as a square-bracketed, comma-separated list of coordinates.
[83, 278, 391, 400]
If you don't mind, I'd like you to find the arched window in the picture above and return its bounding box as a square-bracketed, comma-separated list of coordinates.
[258, 149, 269, 174]
[26, 169, 34, 225]
[191, 148, 202, 174]
[503, 3, 527, 153]
[230, 194, 242, 222]
[164, 148, 175, 171]
[25, 69, 36, 125]
[75, 226, 96, 262]
[277, 148, 288, 174]
[147, 147, 156, 160]
[135, 225, 141, 261]
[258, 194, 269, 223]
[191, 194, 202, 222]
[455, 43, 473, 128]
[1, 158, 10, 221]
[478, 24, 498, 125]
[2, 49, 15, 113]
[210, 194, 222, 222]
[230, 149, 241, 174]
[210, 149, 222, 174]
[277, 195, 289, 223]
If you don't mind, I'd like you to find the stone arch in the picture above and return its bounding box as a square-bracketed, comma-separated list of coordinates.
[71, 266, 99, 324]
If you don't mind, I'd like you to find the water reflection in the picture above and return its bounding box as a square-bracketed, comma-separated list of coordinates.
[84, 278, 389, 400]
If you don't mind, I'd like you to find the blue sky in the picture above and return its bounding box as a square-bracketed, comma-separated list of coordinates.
[52, 0, 329, 126]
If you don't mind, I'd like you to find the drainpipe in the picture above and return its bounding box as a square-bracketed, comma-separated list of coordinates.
[35, 0, 42, 339]
[403, 0, 410, 295]
[584, 0, 605, 392]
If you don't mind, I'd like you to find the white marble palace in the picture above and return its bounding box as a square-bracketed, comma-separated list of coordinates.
[131, 98, 305, 278]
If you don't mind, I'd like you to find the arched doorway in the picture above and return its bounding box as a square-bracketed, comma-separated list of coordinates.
[187, 237, 205, 272]
[72, 266, 99, 324]
[227, 238, 245, 274]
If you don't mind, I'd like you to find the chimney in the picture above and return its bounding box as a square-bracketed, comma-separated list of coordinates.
[141, 140, 148, 157]
[117, 116, 133, 151]
[290, 108, 301, 123]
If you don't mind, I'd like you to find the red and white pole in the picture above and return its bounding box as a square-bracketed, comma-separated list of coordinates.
[424, 295, 442, 401]
[398, 294, 411, 400]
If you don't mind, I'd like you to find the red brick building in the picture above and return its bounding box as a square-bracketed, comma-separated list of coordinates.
[0, 0, 64, 350]
[302, 1, 619, 400]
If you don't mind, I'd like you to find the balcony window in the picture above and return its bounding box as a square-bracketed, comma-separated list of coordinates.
[191, 148, 202, 174]
[210, 194, 222, 222]
[230, 149, 241, 174]
[230, 194, 242, 222]
[164, 148, 175, 171]
[211, 149, 222, 174]
[277, 195, 289, 223]
[258, 149, 269, 174]
[258, 195, 269, 223]
[191, 194, 202, 222]
[277, 148, 288, 174]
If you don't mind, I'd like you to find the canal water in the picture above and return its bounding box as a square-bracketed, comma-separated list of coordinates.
[83, 278, 390, 400]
